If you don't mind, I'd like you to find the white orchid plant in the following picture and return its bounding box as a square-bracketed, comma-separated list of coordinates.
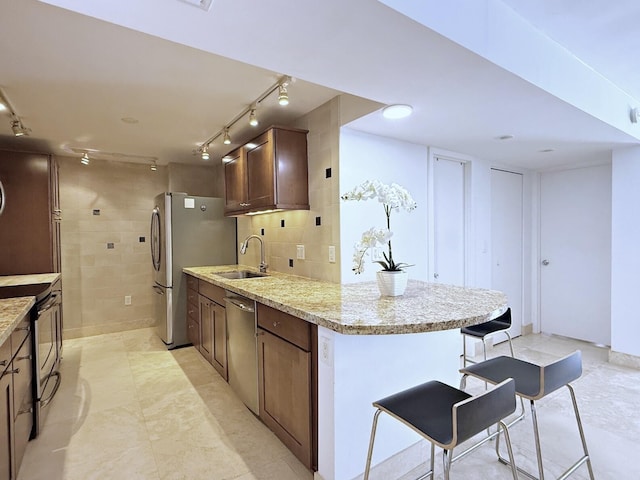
[341, 180, 417, 274]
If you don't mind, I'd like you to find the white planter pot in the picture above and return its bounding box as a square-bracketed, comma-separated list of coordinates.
[376, 270, 408, 297]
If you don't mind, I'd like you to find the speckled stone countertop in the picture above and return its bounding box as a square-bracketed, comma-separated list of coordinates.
[0, 273, 60, 287]
[183, 266, 507, 335]
[0, 297, 35, 346]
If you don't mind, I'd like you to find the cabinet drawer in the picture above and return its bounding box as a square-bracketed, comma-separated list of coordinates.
[13, 336, 32, 419]
[186, 300, 199, 323]
[186, 274, 198, 291]
[10, 315, 31, 357]
[257, 303, 310, 351]
[0, 337, 9, 372]
[199, 280, 226, 306]
[187, 288, 199, 307]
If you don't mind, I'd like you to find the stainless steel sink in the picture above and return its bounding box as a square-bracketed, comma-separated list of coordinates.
[215, 270, 268, 279]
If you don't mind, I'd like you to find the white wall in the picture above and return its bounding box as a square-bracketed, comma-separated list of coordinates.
[611, 146, 640, 359]
[339, 128, 429, 283]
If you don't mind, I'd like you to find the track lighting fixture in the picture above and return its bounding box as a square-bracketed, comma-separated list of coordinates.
[201, 144, 210, 160]
[151, 161, 158, 171]
[196, 75, 292, 160]
[1, 87, 30, 137]
[278, 84, 289, 106]
[249, 108, 258, 127]
[81, 153, 90, 165]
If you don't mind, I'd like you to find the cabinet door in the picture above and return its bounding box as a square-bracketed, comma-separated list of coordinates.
[258, 328, 312, 469]
[50, 157, 61, 273]
[246, 132, 275, 209]
[1, 369, 15, 480]
[199, 296, 213, 364]
[12, 336, 32, 471]
[223, 147, 247, 212]
[211, 303, 228, 381]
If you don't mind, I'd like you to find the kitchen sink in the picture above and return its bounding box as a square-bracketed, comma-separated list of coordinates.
[215, 270, 268, 279]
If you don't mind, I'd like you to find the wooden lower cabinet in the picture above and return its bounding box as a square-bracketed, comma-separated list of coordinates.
[198, 294, 228, 381]
[257, 304, 316, 470]
[1, 312, 33, 480]
[1, 365, 14, 480]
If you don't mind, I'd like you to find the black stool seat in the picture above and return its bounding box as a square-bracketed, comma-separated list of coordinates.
[374, 381, 471, 447]
[363, 379, 519, 479]
[461, 315, 511, 338]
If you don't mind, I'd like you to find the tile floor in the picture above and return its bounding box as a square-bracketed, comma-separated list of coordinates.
[16, 328, 640, 480]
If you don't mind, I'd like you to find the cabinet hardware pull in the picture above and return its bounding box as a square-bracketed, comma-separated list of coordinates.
[1, 368, 19, 377]
[16, 355, 31, 361]
[15, 326, 30, 331]
[18, 407, 33, 415]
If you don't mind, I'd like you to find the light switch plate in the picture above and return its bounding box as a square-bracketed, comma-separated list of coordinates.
[328, 246, 336, 263]
[296, 245, 305, 260]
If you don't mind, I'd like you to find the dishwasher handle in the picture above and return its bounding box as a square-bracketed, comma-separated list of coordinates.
[224, 297, 255, 313]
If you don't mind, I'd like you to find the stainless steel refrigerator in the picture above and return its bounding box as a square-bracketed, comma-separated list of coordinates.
[150, 192, 236, 348]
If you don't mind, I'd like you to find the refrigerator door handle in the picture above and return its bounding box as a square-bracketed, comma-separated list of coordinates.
[0, 179, 5, 215]
[152, 285, 165, 295]
[150, 207, 161, 272]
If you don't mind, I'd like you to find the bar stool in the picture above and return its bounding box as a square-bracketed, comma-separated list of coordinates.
[460, 350, 594, 480]
[461, 307, 514, 367]
[363, 378, 519, 480]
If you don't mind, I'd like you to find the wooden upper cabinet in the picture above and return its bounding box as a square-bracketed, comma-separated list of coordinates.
[223, 126, 309, 216]
[223, 147, 246, 213]
[0, 150, 60, 275]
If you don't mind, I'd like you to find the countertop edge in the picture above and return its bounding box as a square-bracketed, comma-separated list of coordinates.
[0, 296, 35, 346]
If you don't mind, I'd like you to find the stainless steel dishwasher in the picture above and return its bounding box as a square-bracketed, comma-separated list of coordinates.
[224, 294, 259, 415]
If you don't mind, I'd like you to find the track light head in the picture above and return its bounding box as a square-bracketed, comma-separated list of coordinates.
[223, 128, 231, 145]
[81, 153, 90, 165]
[249, 109, 259, 127]
[151, 161, 158, 171]
[201, 144, 210, 160]
[11, 120, 28, 137]
[278, 84, 289, 106]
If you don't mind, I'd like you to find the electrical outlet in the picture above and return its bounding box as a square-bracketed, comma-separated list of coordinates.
[328, 246, 336, 263]
[371, 247, 383, 261]
[296, 244, 305, 260]
[124, 295, 132, 306]
[319, 335, 333, 366]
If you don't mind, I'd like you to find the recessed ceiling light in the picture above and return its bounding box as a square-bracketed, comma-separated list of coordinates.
[121, 117, 139, 124]
[497, 135, 514, 141]
[382, 104, 413, 119]
[0, 103, 6, 112]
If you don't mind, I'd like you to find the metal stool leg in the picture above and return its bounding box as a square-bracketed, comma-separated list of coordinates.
[363, 409, 382, 480]
[559, 384, 594, 480]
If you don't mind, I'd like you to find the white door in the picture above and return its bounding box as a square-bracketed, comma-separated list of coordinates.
[540, 165, 611, 345]
[491, 169, 523, 337]
[432, 157, 466, 285]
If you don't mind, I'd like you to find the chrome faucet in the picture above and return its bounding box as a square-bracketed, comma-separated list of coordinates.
[240, 234, 268, 273]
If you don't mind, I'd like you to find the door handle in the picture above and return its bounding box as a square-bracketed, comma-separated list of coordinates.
[542, 259, 550, 266]
[433, 273, 439, 279]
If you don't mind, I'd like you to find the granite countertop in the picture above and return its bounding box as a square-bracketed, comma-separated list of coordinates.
[183, 265, 507, 335]
[0, 273, 61, 287]
[0, 297, 35, 346]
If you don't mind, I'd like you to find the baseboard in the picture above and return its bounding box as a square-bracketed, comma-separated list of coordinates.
[522, 323, 533, 335]
[609, 350, 640, 369]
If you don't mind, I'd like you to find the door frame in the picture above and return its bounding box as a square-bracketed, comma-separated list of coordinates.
[427, 148, 473, 286]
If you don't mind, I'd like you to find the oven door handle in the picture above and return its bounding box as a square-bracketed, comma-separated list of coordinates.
[37, 293, 59, 316]
[40, 371, 61, 408]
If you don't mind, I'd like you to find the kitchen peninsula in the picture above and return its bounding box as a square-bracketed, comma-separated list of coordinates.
[184, 265, 506, 480]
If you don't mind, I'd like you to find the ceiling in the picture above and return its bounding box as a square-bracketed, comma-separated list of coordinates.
[1, 0, 639, 170]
